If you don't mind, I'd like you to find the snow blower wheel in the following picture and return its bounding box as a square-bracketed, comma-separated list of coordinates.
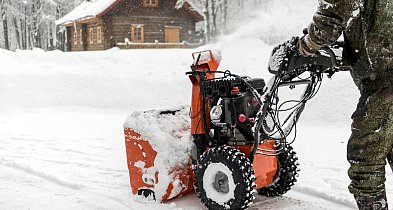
[257, 144, 299, 197]
[195, 146, 256, 210]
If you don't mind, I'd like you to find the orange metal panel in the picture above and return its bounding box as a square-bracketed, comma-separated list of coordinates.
[124, 128, 194, 201]
[124, 128, 157, 194]
[235, 140, 278, 189]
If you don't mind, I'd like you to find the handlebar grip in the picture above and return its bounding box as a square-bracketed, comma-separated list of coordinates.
[320, 47, 339, 68]
[287, 55, 333, 72]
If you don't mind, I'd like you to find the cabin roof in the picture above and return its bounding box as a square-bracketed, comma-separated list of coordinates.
[56, 0, 204, 26]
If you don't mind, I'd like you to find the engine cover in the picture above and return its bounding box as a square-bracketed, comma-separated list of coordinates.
[201, 77, 265, 145]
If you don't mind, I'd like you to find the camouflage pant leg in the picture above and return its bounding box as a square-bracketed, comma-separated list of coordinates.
[347, 87, 393, 196]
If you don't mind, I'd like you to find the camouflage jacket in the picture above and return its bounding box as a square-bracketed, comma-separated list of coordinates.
[308, 0, 393, 87]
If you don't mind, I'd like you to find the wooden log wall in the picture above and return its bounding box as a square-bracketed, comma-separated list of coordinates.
[66, 0, 200, 51]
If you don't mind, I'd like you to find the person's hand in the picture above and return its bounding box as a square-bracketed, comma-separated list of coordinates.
[297, 35, 322, 56]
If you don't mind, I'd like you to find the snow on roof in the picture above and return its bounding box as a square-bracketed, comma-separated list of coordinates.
[56, 0, 203, 26]
[175, 0, 186, 9]
[175, 0, 198, 11]
[176, 0, 204, 21]
[56, 0, 120, 25]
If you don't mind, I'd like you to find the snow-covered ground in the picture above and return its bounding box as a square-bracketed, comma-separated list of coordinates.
[2, 2, 393, 210]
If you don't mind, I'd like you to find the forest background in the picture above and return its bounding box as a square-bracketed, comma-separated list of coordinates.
[0, 0, 268, 51]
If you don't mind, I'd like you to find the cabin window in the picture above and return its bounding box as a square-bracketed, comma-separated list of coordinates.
[131, 25, 144, 43]
[73, 30, 77, 45]
[89, 28, 94, 44]
[79, 29, 83, 44]
[97, 26, 102, 44]
[144, 0, 158, 7]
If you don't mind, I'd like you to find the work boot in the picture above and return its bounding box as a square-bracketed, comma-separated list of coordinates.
[355, 192, 388, 210]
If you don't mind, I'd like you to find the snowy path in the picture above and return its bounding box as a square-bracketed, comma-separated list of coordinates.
[0, 109, 132, 209]
[3, 108, 388, 210]
[0, 164, 129, 210]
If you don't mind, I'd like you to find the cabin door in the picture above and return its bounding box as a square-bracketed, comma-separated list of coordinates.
[165, 27, 181, 43]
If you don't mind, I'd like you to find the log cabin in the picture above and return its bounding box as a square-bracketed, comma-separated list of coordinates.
[56, 0, 204, 51]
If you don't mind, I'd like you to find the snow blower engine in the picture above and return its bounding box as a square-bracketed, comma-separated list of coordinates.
[124, 37, 347, 209]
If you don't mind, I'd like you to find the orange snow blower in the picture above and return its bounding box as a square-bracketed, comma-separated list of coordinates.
[124, 37, 346, 209]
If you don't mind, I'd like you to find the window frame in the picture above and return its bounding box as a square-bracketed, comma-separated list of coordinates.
[73, 30, 78, 45]
[89, 28, 94, 44]
[79, 29, 83, 45]
[131, 24, 144, 43]
[143, 0, 158, 7]
[97, 26, 102, 44]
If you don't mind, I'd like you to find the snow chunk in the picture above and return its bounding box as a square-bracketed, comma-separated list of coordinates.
[124, 106, 193, 201]
[268, 44, 287, 73]
[193, 50, 222, 66]
[134, 161, 146, 169]
[168, 202, 177, 209]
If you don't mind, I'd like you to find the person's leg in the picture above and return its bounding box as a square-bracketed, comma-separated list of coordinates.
[347, 89, 393, 209]
[348, 129, 390, 209]
[354, 193, 388, 210]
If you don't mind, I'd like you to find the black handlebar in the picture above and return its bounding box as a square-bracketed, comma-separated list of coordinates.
[281, 42, 350, 80]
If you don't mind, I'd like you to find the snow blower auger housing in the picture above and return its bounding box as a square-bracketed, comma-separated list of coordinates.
[124, 38, 347, 209]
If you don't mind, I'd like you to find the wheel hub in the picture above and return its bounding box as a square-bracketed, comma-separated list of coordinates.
[202, 162, 236, 204]
[213, 171, 229, 193]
